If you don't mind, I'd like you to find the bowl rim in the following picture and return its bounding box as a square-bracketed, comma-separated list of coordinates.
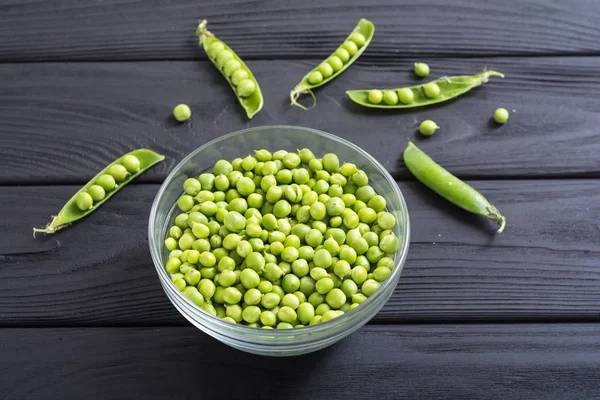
[149, 125, 410, 337]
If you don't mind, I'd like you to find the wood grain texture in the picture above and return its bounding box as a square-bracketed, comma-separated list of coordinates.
[1, 57, 600, 184]
[2, 180, 599, 326]
[1, 324, 599, 399]
[1, 0, 600, 62]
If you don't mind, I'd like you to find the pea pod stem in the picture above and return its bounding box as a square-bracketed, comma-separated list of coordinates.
[33, 149, 165, 236]
[290, 87, 316, 111]
[403, 142, 506, 233]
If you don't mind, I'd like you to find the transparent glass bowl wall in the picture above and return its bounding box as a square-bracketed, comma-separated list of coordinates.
[149, 126, 410, 356]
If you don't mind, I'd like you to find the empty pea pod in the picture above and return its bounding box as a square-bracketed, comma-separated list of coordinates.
[403, 142, 506, 233]
[33, 149, 165, 235]
[196, 20, 263, 119]
[289, 18, 375, 110]
[346, 68, 504, 109]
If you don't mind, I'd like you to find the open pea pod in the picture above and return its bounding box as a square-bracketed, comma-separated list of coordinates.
[33, 149, 165, 235]
[196, 20, 263, 119]
[290, 18, 375, 110]
[346, 69, 503, 109]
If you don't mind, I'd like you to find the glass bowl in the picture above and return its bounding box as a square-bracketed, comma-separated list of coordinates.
[149, 125, 410, 356]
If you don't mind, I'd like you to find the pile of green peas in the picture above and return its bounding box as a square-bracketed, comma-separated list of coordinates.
[164, 149, 400, 329]
[307, 31, 367, 86]
[74, 154, 141, 211]
[206, 41, 256, 98]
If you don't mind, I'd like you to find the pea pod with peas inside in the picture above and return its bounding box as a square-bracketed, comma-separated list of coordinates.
[346, 69, 504, 109]
[33, 149, 165, 235]
[196, 20, 263, 119]
[403, 142, 506, 233]
[290, 18, 375, 110]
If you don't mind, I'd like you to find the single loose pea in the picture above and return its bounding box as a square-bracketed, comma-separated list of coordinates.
[75, 192, 93, 210]
[96, 174, 116, 191]
[183, 178, 202, 196]
[494, 108, 509, 124]
[313, 249, 333, 269]
[237, 79, 256, 97]
[383, 90, 399, 105]
[213, 160, 233, 176]
[226, 304, 243, 322]
[297, 302, 315, 324]
[414, 62, 430, 77]
[223, 59, 242, 77]
[242, 306, 261, 323]
[341, 279, 359, 297]
[334, 48, 350, 62]
[282, 293, 300, 310]
[351, 266, 368, 285]
[342, 40, 358, 55]
[328, 56, 344, 72]
[223, 287, 242, 304]
[122, 154, 140, 173]
[260, 310, 277, 326]
[231, 69, 250, 86]
[367, 89, 383, 104]
[318, 63, 334, 78]
[308, 71, 324, 85]
[173, 104, 191, 122]
[423, 82, 440, 98]
[419, 120, 440, 136]
[236, 176, 255, 196]
[184, 287, 205, 307]
[261, 292, 281, 309]
[397, 87, 414, 104]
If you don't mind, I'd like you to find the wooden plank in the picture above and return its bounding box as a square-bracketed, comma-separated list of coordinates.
[1, 180, 599, 326]
[1, 324, 599, 399]
[1, 0, 600, 62]
[1, 57, 600, 184]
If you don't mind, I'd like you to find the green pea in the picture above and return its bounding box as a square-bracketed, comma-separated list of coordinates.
[373, 266, 392, 282]
[245, 252, 265, 272]
[377, 212, 396, 230]
[282, 274, 300, 293]
[226, 304, 243, 322]
[397, 87, 414, 104]
[183, 287, 204, 307]
[333, 260, 351, 279]
[296, 302, 315, 324]
[173, 104, 192, 122]
[213, 160, 233, 176]
[341, 279, 359, 297]
[316, 277, 334, 295]
[352, 170, 368, 186]
[358, 207, 377, 223]
[325, 197, 345, 216]
[281, 246, 299, 263]
[97, 174, 116, 191]
[207, 41, 225, 58]
[185, 269, 202, 287]
[322, 153, 339, 172]
[281, 293, 300, 310]
[414, 62, 430, 77]
[419, 120, 440, 136]
[216, 50, 234, 68]
[383, 90, 399, 105]
[351, 266, 368, 285]
[355, 185, 376, 203]
[310, 202, 327, 220]
[121, 154, 140, 173]
[75, 192, 93, 211]
[367, 89, 383, 104]
[361, 279, 380, 297]
[273, 200, 291, 218]
[342, 40, 358, 55]
[231, 69, 250, 86]
[223, 211, 245, 232]
[164, 237, 177, 251]
[308, 158, 323, 171]
[87, 185, 105, 202]
[223, 59, 242, 77]
[349, 32, 366, 46]
[423, 82, 440, 98]
[308, 71, 323, 85]
[328, 56, 344, 72]
[380, 234, 400, 254]
[334, 48, 350, 62]
[312, 220, 328, 234]
[318, 63, 334, 78]
[241, 306, 261, 323]
[260, 310, 277, 326]
[261, 292, 281, 309]
[494, 108, 509, 124]
[325, 288, 346, 309]
[313, 249, 333, 269]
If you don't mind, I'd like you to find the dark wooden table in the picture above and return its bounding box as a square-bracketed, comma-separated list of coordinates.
[2, 1, 600, 398]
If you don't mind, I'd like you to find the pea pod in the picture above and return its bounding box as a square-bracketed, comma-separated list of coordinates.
[196, 20, 263, 119]
[403, 142, 506, 233]
[346, 69, 504, 109]
[33, 149, 165, 235]
[290, 18, 375, 110]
